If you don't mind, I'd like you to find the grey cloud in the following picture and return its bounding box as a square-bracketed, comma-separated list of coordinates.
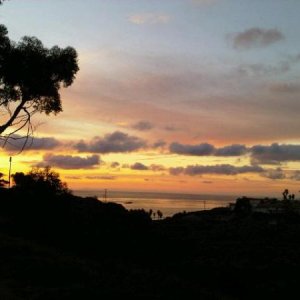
[288, 53, 300, 64]
[251, 143, 300, 164]
[132, 121, 154, 131]
[153, 140, 166, 148]
[130, 163, 166, 171]
[74, 131, 146, 154]
[170, 164, 264, 176]
[215, 144, 247, 156]
[65, 176, 82, 180]
[237, 53, 300, 77]
[232, 27, 284, 50]
[1, 135, 61, 151]
[164, 125, 178, 131]
[251, 158, 281, 166]
[169, 167, 184, 176]
[262, 167, 286, 180]
[290, 171, 300, 181]
[110, 162, 120, 168]
[74, 140, 87, 152]
[170, 142, 247, 157]
[237, 62, 290, 77]
[25, 137, 61, 150]
[170, 142, 300, 164]
[131, 162, 149, 170]
[86, 175, 116, 180]
[269, 82, 300, 94]
[39, 154, 100, 169]
[170, 142, 215, 156]
[150, 164, 166, 171]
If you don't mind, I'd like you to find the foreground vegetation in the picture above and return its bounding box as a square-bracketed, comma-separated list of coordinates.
[1, 169, 300, 299]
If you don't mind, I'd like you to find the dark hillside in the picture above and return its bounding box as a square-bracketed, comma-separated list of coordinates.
[1, 188, 300, 299]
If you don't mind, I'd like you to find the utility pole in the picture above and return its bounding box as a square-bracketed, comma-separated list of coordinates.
[8, 156, 12, 188]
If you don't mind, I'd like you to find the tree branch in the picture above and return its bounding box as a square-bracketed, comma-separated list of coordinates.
[0, 98, 27, 134]
[1, 106, 34, 153]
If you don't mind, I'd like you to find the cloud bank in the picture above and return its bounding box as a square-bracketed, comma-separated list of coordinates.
[1, 135, 61, 152]
[74, 131, 146, 154]
[130, 162, 166, 171]
[269, 82, 300, 94]
[169, 141, 300, 164]
[39, 154, 100, 169]
[132, 121, 154, 131]
[170, 164, 264, 176]
[232, 27, 284, 49]
[262, 167, 286, 180]
[251, 143, 300, 164]
[170, 142, 215, 156]
[86, 175, 116, 180]
[170, 142, 247, 156]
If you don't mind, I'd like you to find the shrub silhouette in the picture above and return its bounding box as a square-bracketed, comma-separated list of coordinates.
[0, 172, 8, 187]
[282, 189, 289, 200]
[234, 197, 252, 215]
[12, 166, 70, 196]
[157, 210, 163, 219]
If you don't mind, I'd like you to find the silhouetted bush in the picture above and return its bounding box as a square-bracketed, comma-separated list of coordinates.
[0, 172, 8, 187]
[234, 197, 252, 216]
[12, 166, 70, 197]
[128, 209, 152, 227]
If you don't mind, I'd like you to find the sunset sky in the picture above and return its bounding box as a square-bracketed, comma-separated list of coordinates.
[1, 0, 300, 196]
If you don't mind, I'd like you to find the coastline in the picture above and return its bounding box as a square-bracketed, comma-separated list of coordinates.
[74, 189, 236, 217]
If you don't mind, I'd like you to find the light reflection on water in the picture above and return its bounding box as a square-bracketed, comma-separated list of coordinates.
[111, 198, 232, 218]
[75, 190, 235, 218]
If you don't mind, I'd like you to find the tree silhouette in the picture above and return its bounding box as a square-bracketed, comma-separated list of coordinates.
[0, 172, 8, 187]
[148, 209, 152, 218]
[157, 210, 163, 219]
[12, 166, 70, 196]
[234, 197, 252, 215]
[282, 189, 289, 200]
[0, 24, 79, 149]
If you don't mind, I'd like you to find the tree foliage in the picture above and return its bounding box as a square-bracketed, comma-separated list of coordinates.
[12, 166, 70, 196]
[0, 23, 79, 147]
[0, 172, 8, 187]
[234, 197, 252, 215]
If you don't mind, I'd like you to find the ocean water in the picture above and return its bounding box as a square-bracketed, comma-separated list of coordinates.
[74, 190, 236, 218]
